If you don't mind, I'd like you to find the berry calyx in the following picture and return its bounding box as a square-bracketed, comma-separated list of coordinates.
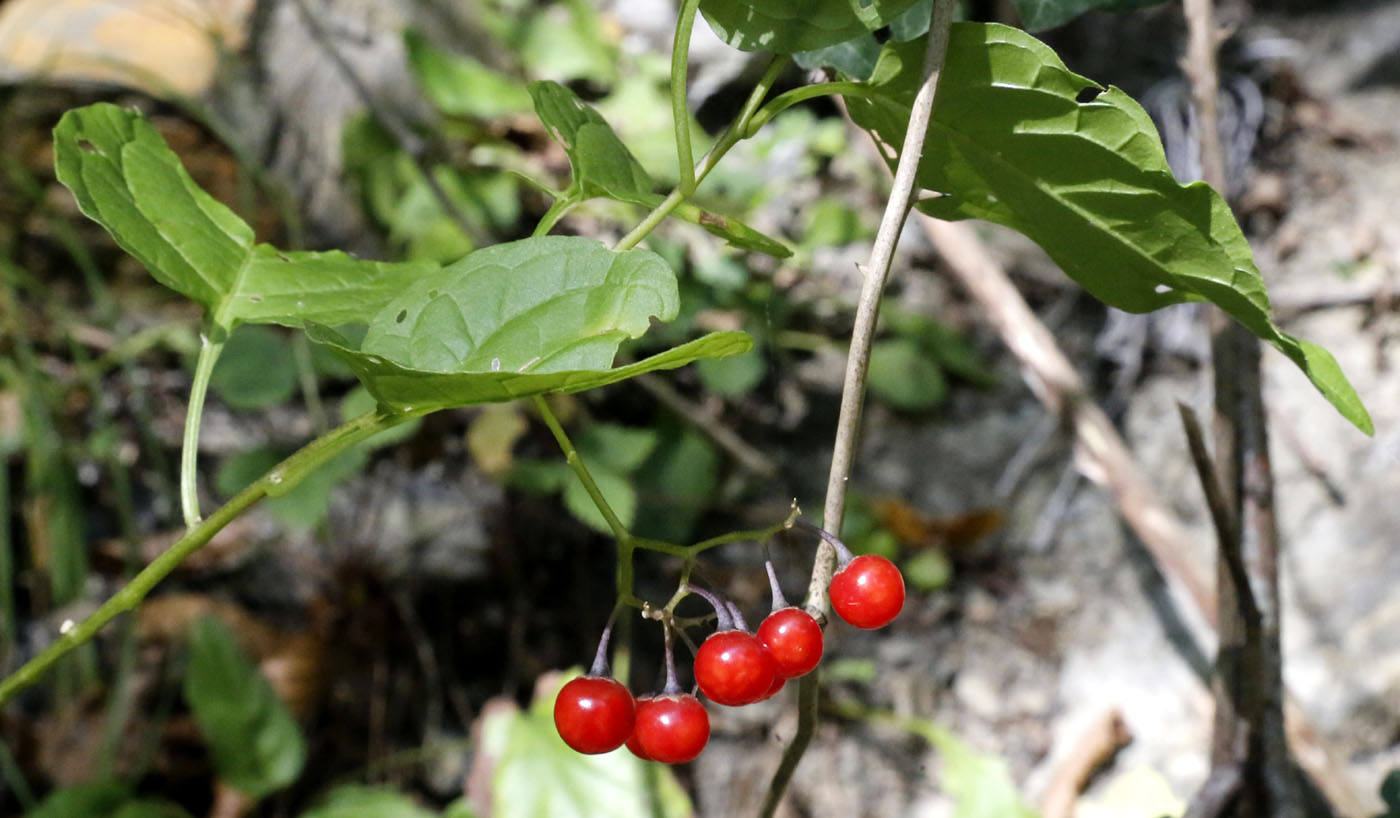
[694, 629, 778, 706]
[757, 607, 824, 678]
[630, 694, 709, 764]
[553, 676, 635, 754]
[829, 554, 905, 629]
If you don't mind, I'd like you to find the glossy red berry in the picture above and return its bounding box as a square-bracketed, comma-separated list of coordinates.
[630, 694, 709, 763]
[553, 676, 635, 754]
[757, 607, 824, 678]
[829, 554, 905, 629]
[625, 729, 653, 761]
[758, 674, 786, 701]
[693, 630, 778, 706]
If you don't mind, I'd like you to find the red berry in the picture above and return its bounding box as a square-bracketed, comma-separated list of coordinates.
[625, 730, 653, 761]
[757, 607, 824, 678]
[758, 674, 786, 701]
[631, 694, 709, 764]
[829, 554, 905, 629]
[693, 630, 778, 706]
[553, 676, 635, 754]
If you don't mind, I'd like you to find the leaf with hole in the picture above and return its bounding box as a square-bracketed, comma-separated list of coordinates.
[698, 0, 923, 53]
[528, 81, 790, 257]
[54, 104, 434, 335]
[185, 616, 306, 798]
[845, 23, 1371, 434]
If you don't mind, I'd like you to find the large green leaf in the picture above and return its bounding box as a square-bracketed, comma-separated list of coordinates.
[699, 0, 923, 53]
[305, 234, 749, 410]
[482, 674, 692, 818]
[528, 81, 791, 257]
[845, 24, 1371, 434]
[184, 617, 306, 798]
[54, 103, 432, 333]
[1012, 0, 1166, 31]
[312, 327, 752, 412]
[359, 236, 675, 373]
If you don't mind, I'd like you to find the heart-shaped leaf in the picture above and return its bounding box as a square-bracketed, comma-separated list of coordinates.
[698, 0, 923, 54]
[528, 81, 791, 257]
[844, 23, 1371, 434]
[54, 103, 432, 333]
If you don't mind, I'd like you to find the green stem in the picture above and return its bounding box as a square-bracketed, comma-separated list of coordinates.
[180, 330, 224, 528]
[613, 55, 790, 253]
[532, 395, 628, 540]
[533, 194, 579, 237]
[742, 82, 874, 138]
[0, 408, 413, 707]
[671, 0, 702, 195]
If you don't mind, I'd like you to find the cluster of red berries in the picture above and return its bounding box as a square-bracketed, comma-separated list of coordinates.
[553, 522, 904, 764]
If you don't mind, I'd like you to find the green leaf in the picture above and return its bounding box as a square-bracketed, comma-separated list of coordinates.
[867, 338, 947, 411]
[27, 782, 131, 818]
[529, 82, 791, 257]
[314, 327, 751, 411]
[405, 30, 533, 119]
[846, 24, 1371, 434]
[632, 428, 719, 542]
[486, 675, 693, 818]
[904, 721, 1039, 818]
[110, 801, 195, 818]
[305, 235, 751, 410]
[1011, 0, 1166, 31]
[208, 326, 299, 411]
[528, 80, 655, 204]
[696, 349, 766, 396]
[54, 103, 433, 334]
[577, 423, 659, 474]
[359, 236, 675, 373]
[904, 548, 952, 591]
[298, 787, 439, 818]
[1381, 769, 1400, 813]
[699, 0, 923, 53]
[184, 617, 306, 798]
[563, 462, 636, 533]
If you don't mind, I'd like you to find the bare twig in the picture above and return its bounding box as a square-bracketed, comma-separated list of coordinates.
[1184, 0, 1300, 813]
[633, 372, 778, 476]
[758, 4, 958, 817]
[1184, 764, 1244, 818]
[1040, 709, 1133, 818]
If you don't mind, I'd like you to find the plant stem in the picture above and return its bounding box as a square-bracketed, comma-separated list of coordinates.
[807, 0, 956, 615]
[671, 0, 702, 195]
[763, 5, 957, 818]
[532, 395, 628, 540]
[0, 408, 413, 707]
[179, 330, 224, 527]
[742, 82, 873, 138]
[613, 55, 789, 253]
